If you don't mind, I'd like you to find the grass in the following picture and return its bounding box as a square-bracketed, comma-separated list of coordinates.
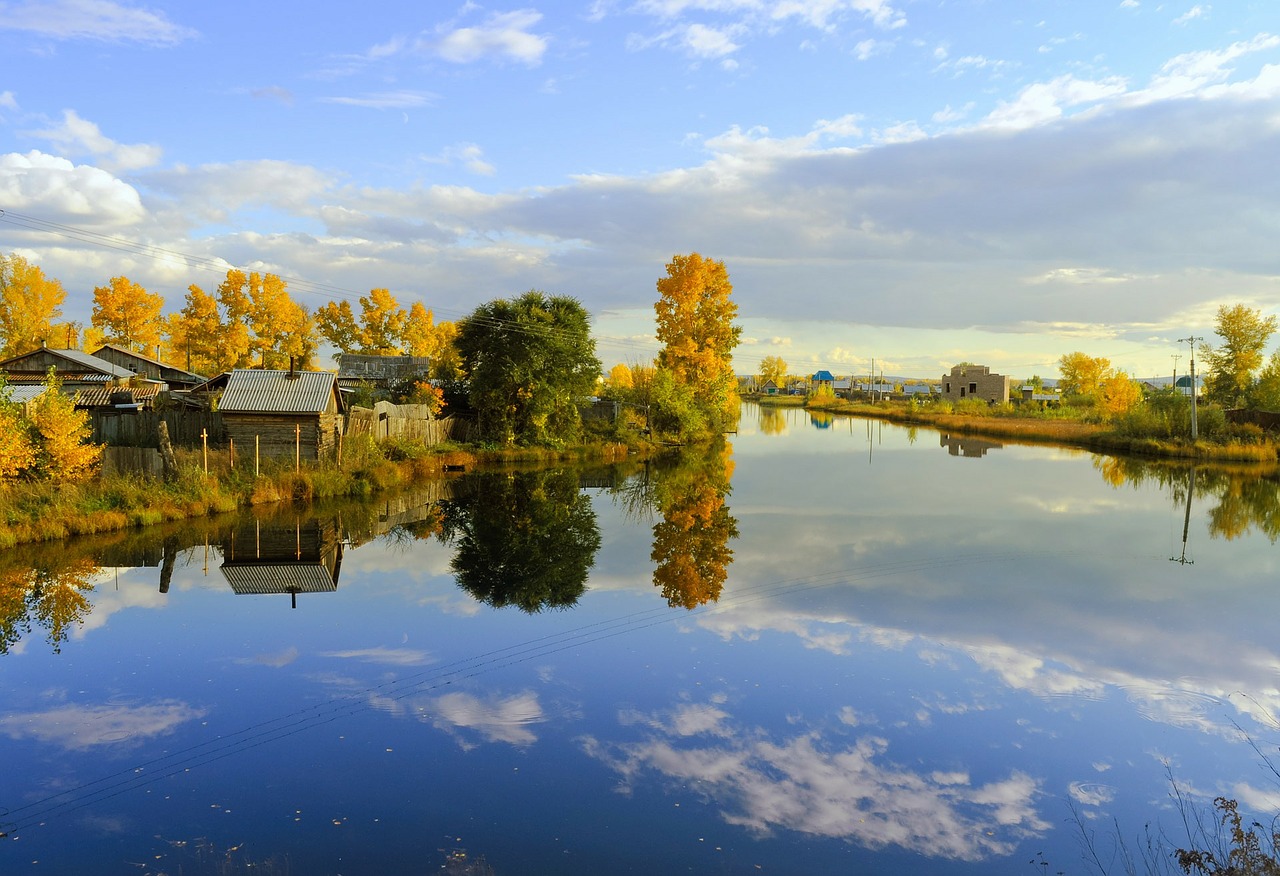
[0, 436, 650, 548]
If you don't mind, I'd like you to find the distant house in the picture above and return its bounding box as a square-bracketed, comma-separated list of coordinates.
[811, 370, 836, 392]
[336, 353, 431, 394]
[0, 345, 133, 390]
[758, 379, 780, 395]
[91, 344, 206, 390]
[217, 369, 345, 460]
[941, 364, 1010, 404]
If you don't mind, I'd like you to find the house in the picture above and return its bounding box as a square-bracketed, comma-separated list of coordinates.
[811, 370, 836, 392]
[217, 369, 345, 460]
[941, 364, 1011, 404]
[0, 345, 133, 390]
[336, 353, 431, 394]
[758, 379, 780, 396]
[90, 344, 206, 390]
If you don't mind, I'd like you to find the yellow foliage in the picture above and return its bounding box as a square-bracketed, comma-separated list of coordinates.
[0, 400, 36, 477]
[91, 275, 165, 351]
[28, 374, 102, 481]
[0, 253, 66, 357]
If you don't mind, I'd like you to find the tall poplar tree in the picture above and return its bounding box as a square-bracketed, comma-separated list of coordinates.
[653, 253, 742, 437]
[0, 254, 66, 357]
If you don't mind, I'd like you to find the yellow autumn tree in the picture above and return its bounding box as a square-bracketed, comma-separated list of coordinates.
[217, 270, 316, 369]
[607, 362, 633, 390]
[359, 288, 407, 355]
[28, 371, 102, 481]
[0, 254, 66, 357]
[316, 300, 362, 354]
[0, 375, 36, 477]
[759, 355, 787, 388]
[91, 275, 165, 352]
[654, 253, 742, 436]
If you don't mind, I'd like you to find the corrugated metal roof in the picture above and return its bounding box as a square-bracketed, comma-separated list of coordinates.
[43, 348, 135, 378]
[3, 384, 50, 405]
[218, 369, 337, 414]
[74, 384, 163, 408]
[221, 563, 338, 594]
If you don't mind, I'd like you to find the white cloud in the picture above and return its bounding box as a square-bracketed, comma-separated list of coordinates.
[682, 22, 739, 58]
[0, 149, 145, 222]
[424, 690, 545, 747]
[982, 74, 1128, 130]
[323, 91, 437, 110]
[1173, 5, 1209, 27]
[0, 90, 17, 111]
[433, 9, 548, 66]
[0, 0, 197, 45]
[319, 646, 433, 666]
[28, 109, 161, 171]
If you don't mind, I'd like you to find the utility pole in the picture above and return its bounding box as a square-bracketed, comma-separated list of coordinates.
[1178, 336, 1203, 440]
[1171, 353, 1180, 388]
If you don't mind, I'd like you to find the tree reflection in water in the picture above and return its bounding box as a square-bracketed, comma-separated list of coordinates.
[0, 553, 97, 655]
[439, 469, 602, 612]
[1092, 455, 1280, 542]
[644, 440, 740, 609]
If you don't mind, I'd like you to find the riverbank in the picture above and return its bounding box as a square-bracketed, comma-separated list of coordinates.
[0, 437, 647, 549]
[794, 396, 1280, 465]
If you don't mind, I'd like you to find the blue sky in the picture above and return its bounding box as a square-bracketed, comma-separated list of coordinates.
[2, 0, 1279, 380]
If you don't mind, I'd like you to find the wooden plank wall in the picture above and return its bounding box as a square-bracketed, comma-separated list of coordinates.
[90, 410, 226, 448]
[345, 407, 467, 444]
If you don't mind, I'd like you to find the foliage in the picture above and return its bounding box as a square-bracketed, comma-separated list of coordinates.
[92, 275, 165, 352]
[456, 290, 601, 446]
[1177, 797, 1280, 875]
[1058, 351, 1113, 401]
[606, 362, 633, 391]
[0, 554, 97, 655]
[438, 469, 601, 612]
[648, 366, 709, 439]
[1249, 350, 1280, 411]
[759, 355, 787, 388]
[654, 253, 742, 438]
[0, 374, 37, 477]
[1202, 304, 1278, 408]
[0, 253, 66, 357]
[26, 371, 102, 481]
[217, 269, 317, 369]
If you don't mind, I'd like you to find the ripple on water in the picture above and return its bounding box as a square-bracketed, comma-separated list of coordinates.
[1121, 684, 1225, 726]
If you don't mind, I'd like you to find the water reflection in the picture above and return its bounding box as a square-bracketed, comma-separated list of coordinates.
[0, 553, 96, 654]
[221, 517, 344, 607]
[758, 404, 786, 436]
[438, 469, 602, 612]
[632, 441, 740, 609]
[939, 432, 1003, 457]
[1092, 455, 1280, 542]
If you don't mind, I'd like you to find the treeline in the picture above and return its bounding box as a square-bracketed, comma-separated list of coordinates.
[0, 251, 743, 449]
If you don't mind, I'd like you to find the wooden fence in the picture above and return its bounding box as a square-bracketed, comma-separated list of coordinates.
[90, 410, 227, 448]
[345, 402, 468, 444]
[1225, 408, 1280, 431]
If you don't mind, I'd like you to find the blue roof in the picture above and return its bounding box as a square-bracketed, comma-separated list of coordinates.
[812, 370, 835, 381]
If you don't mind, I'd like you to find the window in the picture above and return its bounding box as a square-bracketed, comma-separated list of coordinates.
[969, 382, 977, 394]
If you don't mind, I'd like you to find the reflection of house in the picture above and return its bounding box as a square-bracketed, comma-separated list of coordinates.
[217, 369, 344, 459]
[220, 517, 343, 607]
[939, 432, 1004, 458]
[90, 344, 206, 390]
[941, 364, 1010, 404]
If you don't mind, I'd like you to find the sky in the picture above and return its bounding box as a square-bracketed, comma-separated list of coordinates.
[1, 0, 1279, 381]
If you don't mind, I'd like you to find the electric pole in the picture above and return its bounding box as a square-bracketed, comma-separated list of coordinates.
[1178, 336, 1203, 440]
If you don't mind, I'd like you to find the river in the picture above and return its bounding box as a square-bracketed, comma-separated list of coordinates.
[3, 400, 1280, 875]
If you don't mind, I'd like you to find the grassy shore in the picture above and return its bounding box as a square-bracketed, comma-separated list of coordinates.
[0, 436, 645, 549]
[799, 396, 1280, 465]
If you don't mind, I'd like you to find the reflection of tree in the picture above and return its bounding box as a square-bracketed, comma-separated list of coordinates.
[759, 405, 786, 436]
[1091, 455, 1280, 542]
[440, 469, 601, 612]
[648, 441, 740, 609]
[0, 555, 97, 654]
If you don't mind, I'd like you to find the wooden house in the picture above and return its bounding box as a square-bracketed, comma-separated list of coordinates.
[0, 345, 133, 390]
[217, 369, 344, 460]
[90, 344, 206, 390]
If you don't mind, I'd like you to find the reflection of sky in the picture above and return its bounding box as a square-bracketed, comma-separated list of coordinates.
[4, 410, 1280, 873]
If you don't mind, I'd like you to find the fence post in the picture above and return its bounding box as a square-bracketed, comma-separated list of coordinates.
[201, 428, 208, 475]
[229, 437, 235, 470]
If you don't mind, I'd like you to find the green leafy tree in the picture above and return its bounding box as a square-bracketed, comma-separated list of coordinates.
[1202, 304, 1278, 407]
[0, 254, 66, 357]
[654, 253, 742, 437]
[456, 291, 601, 446]
[1249, 351, 1280, 411]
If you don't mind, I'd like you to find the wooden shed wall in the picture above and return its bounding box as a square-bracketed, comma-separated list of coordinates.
[222, 413, 343, 460]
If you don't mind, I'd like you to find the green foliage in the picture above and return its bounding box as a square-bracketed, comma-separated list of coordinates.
[457, 291, 601, 447]
[648, 367, 710, 441]
[1203, 304, 1278, 408]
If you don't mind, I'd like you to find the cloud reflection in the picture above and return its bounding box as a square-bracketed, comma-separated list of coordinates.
[0, 700, 206, 751]
[585, 700, 1049, 861]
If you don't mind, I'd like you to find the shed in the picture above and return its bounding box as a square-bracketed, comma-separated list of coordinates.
[217, 369, 344, 460]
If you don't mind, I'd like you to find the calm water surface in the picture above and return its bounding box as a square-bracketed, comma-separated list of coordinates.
[4, 401, 1280, 875]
